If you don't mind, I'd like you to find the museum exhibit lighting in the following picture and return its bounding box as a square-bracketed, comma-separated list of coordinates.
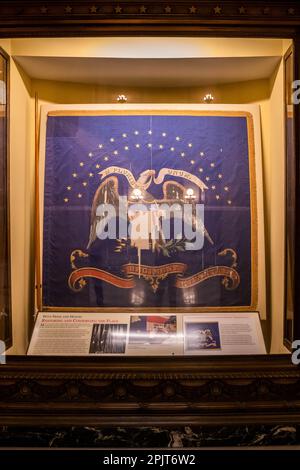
[203, 93, 214, 103]
[117, 94, 128, 103]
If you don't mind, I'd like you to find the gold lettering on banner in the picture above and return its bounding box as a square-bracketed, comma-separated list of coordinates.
[123, 263, 187, 293]
[154, 168, 208, 191]
[99, 167, 209, 192]
[99, 166, 137, 188]
[68, 251, 240, 293]
[175, 265, 240, 290]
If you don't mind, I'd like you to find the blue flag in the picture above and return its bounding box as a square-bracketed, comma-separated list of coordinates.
[42, 111, 256, 309]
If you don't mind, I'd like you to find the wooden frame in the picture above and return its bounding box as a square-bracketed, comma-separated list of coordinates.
[38, 106, 263, 314]
[0, 46, 11, 351]
[0, 0, 300, 427]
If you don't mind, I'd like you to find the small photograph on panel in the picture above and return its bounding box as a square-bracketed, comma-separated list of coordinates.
[129, 315, 177, 345]
[89, 323, 127, 354]
[185, 321, 221, 351]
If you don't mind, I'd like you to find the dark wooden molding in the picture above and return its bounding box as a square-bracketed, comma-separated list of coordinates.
[0, 1, 300, 36]
[0, 355, 299, 426]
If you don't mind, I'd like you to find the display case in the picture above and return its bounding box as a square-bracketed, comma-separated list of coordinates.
[0, 0, 300, 427]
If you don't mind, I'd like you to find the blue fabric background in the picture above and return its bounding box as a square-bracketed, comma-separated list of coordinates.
[43, 114, 252, 307]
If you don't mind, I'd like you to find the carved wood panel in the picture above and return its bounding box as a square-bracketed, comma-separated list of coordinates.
[0, 1, 300, 36]
[0, 356, 299, 425]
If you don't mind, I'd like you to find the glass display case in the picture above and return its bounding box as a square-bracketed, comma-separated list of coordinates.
[0, 1, 299, 427]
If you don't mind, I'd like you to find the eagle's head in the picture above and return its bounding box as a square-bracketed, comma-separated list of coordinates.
[136, 169, 156, 189]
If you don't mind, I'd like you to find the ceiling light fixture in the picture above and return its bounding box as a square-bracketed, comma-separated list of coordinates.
[203, 93, 214, 104]
[117, 94, 128, 103]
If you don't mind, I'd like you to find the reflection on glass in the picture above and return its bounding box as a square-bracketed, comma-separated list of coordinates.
[285, 48, 295, 346]
[0, 49, 11, 349]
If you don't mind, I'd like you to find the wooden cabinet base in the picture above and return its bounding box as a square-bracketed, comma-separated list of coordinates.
[0, 356, 299, 426]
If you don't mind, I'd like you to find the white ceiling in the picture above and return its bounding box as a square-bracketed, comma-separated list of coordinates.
[13, 56, 281, 87]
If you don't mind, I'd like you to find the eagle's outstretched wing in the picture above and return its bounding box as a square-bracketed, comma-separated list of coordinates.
[87, 176, 119, 249]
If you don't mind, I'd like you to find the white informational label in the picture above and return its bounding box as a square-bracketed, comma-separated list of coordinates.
[27, 312, 266, 356]
[27, 313, 130, 356]
[184, 312, 266, 355]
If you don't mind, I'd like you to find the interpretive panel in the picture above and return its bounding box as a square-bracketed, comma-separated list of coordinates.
[27, 312, 265, 356]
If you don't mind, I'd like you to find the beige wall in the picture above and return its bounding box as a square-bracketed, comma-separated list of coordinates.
[32, 78, 270, 105]
[11, 37, 285, 59]
[0, 38, 292, 354]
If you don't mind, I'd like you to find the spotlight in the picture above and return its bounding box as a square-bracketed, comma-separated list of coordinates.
[185, 187, 196, 200]
[203, 93, 214, 103]
[117, 94, 128, 103]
